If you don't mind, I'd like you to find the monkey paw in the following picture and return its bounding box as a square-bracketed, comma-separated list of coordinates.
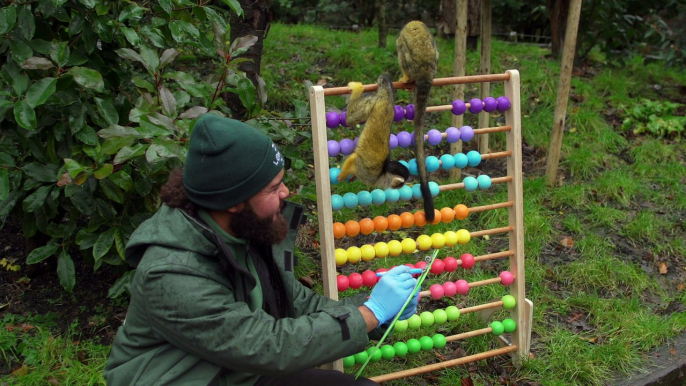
[348, 82, 364, 93]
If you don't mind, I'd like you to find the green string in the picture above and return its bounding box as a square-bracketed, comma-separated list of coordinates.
[354, 249, 440, 379]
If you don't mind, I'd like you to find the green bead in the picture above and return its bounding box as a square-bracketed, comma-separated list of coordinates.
[343, 355, 356, 368]
[432, 333, 447, 349]
[394, 319, 409, 333]
[353, 351, 368, 364]
[502, 295, 516, 309]
[380, 345, 396, 360]
[490, 321, 505, 336]
[502, 318, 517, 333]
[393, 342, 409, 357]
[420, 311, 435, 327]
[445, 306, 460, 321]
[367, 347, 382, 361]
[419, 336, 434, 351]
[433, 309, 448, 325]
[408, 314, 422, 330]
[407, 338, 422, 354]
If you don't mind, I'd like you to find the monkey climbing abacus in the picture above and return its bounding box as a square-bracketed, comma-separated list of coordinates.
[308, 71, 533, 383]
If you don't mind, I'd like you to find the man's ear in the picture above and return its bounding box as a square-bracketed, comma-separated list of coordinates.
[227, 202, 246, 213]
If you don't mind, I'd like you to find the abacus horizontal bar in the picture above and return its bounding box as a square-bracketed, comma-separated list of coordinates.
[369, 345, 518, 383]
[475, 250, 516, 262]
[469, 277, 502, 288]
[446, 327, 493, 342]
[460, 300, 504, 315]
[322, 73, 511, 96]
[439, 176, 513, 192]
[469, 201, 514, 213]
[420, 126, 511, 140]
[471, 226, 513, 238]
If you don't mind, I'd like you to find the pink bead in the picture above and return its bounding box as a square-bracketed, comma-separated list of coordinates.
[460, 253, 475, 269]
[430, 259, 445, 275]
[500, 271, 515, 286]
[429, 284, 445, 300]
[348, 273, 363, 289]
[443, 257, 458, 272]
[337, 275, 349, 292]
[455, 279, 470, 295]
[418, 292, 422, 301]
[362, 270, 377, 288]
[442, 281, 457, 297]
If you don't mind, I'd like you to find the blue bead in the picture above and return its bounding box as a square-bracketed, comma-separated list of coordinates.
[412, 184, 423, 199]
[331, 194, 344, 211]
[408, 159, 418, 176]
[463, 177, 478, 192]
[467, 151, 482, 167]
[384, 188, 400, 203]
[357, 190, 372, 206]
[371, 189, 386, 205]
[429, 181, 440, 197]
[398, 185, 413, 201]
[440, 154, 455, 170]
[329, 168, 341, 185]
[343, 192, 358, 209]
[477, 175, 492, 189]
[425, 156, 440, 172]
[454, 153, 468, 169]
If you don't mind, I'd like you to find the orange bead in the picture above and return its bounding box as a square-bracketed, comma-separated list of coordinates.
[373, 216, 388, 233]
[359, 218, 374, 235]
[414, 211, 428, 227]
[345, 220, 360, 237]
[387, 214, 402, 231]
[333, 222, 346, 239]
[454, 204, 469, 220]
[440, 207, 455, 223]
[430, 209, 442, 225]
[400, 212, 415, 228]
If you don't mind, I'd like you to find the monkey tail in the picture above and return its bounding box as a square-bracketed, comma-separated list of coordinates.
[413, 81, 435, 222]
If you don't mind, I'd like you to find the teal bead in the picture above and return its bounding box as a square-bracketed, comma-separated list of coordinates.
[490, 321, 505, 336]
[329, 168, 341, 185]
[380, 345, 395, 360]
[463, 176, 478, 192]
[393, 342, 409, 357]
[426, 156, 440, 172]
[384, 188, 400, 203]
[371, 189, 386, 205]
[399, 160, 409, 170]
[343, 192, 358, 208]
[331, 194, 344, 211]
[429, 181, 439, 197]
[477, 174, 492, 190]
[466, 150, 482, 167]
[432, 334, 447, 349]
[440, 154, 455, 170]
[408, 159, 418, 175]
[357, 190, 372, 206]
[412, 184, 422, 199]
[398, 185, 413, 201]
[419, 336, 434, 351]
[502, 318, 517, 333]
[453, 153, 468, 169]
[343, 355, 356, 368]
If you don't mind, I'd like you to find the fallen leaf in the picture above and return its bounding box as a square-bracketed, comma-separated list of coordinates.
[567, 311, 583, 323]
[677, 283, 684, 291]
[659, 262, 668, 275]
[670, 348, 677, 356]
[461, 376, 475, 386]
[12, 364, 28, 376]
[46, 376, 60, 385]
[560, 236, 574, 248]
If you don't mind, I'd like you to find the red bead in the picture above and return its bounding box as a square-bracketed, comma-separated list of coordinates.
[500, 271, 515, 286]
[362, 270, 377, 288]
[429, 284, 444, 299]
[414, 261, 427, 270]
[455, 279, 470, 295]
[336, 275, 349, 292]
[404, 263, 415, 269]
[430, 259, 445, 275]
[348, 273, 363, 289]
[460, 253, 475, 269]
[375, 267, 388, 283]
[443, 256, 458, 272]
[442, 281, 457, 297]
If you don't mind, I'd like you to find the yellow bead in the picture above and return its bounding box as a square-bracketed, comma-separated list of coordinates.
[388, 240, 403, 256]
[360, 244, 376, 262]
[431, 233, 446, 249]
[456, 229, 471, 245]
[335, 248, 347, 266]
[401, 238, 417, 254]
[346, 246, 361, 263]
[444, 231, 458, 246]
[374, 242, 390, 258]
[416, 234, 432, 251]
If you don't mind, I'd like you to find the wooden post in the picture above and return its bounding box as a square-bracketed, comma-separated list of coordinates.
[478, 0, 492, 154]
[545, 0, 582, 185]
[450, 0, 468, 181]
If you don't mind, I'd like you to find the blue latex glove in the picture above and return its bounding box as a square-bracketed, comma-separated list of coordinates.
[399, 290, 420, 320]
[364, 266, 417, 325]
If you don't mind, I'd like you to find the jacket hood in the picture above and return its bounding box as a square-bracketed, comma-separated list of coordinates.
[125, 205, 216, 268]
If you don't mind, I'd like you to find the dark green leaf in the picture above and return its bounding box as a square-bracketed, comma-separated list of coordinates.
[16, 6, 35, 41]
[100, 178, 124, 203]
[67, 67, 104, 92]
[0, 190, 20, 216]
[0, 99, 13, 108]
[0, 5, 17, 35]
[114, 227, 126, 260]
[169, 20, 200, 43]
[65, 50, 88, 66]
[22, 162, 57, 182]
[120, 27, 140, 46]
[159, 86, 176, 117]
[93, 227, 115, 260]
[220, 0, 243, 17]
[64, 158, 88, 178]
[139, 26, 165, 48]
[75, 125, 99, 146]
[23, 56, 54, 70]
[145, 146, 160, 164]
[158, 0, 173, 14]
[11, 72, 28, 96]
[14, 100, 36, 130]
[9, 37, 33, 66]
[115, 48, 145, 64]
[95, 2, 110, 15]
[114, 144, 148, 165]
[0, 168, 8, 201]
[68, 186, 95, 215]
[49, 41, 70, 68]
[139, 45, 159, 73]
[230, 34, 257, 57]
[76, 228, 99, 249]
[97, 125, 143, 139]
[159, 48, 179, 69]
[0, 152, 15, 167]
[118, 4, 148, 22]
[237, 77, 256, 115]
[94, 164, 113, 179]
[77, 0, 96, 8]
[132, 76, 154, 92]
[95, 97, 119, 127]
[179, 106, 208, 119]
[25, 77, 57, 108]
[109, 170, 133, 191]
[57, 249, 76, 291]
[26, 243, 58, 264]
[101, 136, 135, 155]
[108, 270, 135, 298]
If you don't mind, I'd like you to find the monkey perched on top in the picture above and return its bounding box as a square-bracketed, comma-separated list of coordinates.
[396, 20, 439, 221]
[337, 74, 410, 188]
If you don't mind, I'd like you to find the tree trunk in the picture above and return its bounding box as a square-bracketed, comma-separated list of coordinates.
[223, 0, 273, 118]
[377, 0, 388, 48]
[437, 0, 456, 38]
[466, 0, 481, 51]
[549, 0, 570, 58]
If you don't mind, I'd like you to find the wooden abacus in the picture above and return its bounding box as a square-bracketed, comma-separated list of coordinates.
[308, 71, 533, 382]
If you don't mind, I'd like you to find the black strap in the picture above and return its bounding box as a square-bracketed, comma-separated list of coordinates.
[335, 312, 351, 341]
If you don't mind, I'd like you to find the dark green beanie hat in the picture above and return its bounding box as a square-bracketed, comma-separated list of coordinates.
[183, 114, 284, 210]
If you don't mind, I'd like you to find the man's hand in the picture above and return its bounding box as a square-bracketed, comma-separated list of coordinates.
[362, 266, 417, 326]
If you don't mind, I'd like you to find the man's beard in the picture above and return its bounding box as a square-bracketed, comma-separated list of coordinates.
[230, 202, 289, 245]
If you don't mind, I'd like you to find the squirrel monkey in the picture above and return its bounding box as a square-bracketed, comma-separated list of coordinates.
[337, 74, 410, 189]
[396, 21, 439, 221]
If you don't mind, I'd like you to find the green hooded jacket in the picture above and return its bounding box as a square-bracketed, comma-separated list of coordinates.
[104, 203, 375, 385]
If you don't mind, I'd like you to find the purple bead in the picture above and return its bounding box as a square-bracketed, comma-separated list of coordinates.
[451, 100, 466, 115]
[497, 96, 511, 112]
[427, 129, 442, 146]
[340, 138, 355, 155]
[397, 131, 412, 148]
[393, 105, 405, 122]
[389, 134, 398, 149]
[483, 97, 497, 113]
[340, 111, 348, 127]
[468, 98, 483, 114]
[460, 126, 474, 142]
[405, 104, 415, 120]
[326, 111, 340, 128]
[327, 140, 341, 157]
[446, 127, 461, 143]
